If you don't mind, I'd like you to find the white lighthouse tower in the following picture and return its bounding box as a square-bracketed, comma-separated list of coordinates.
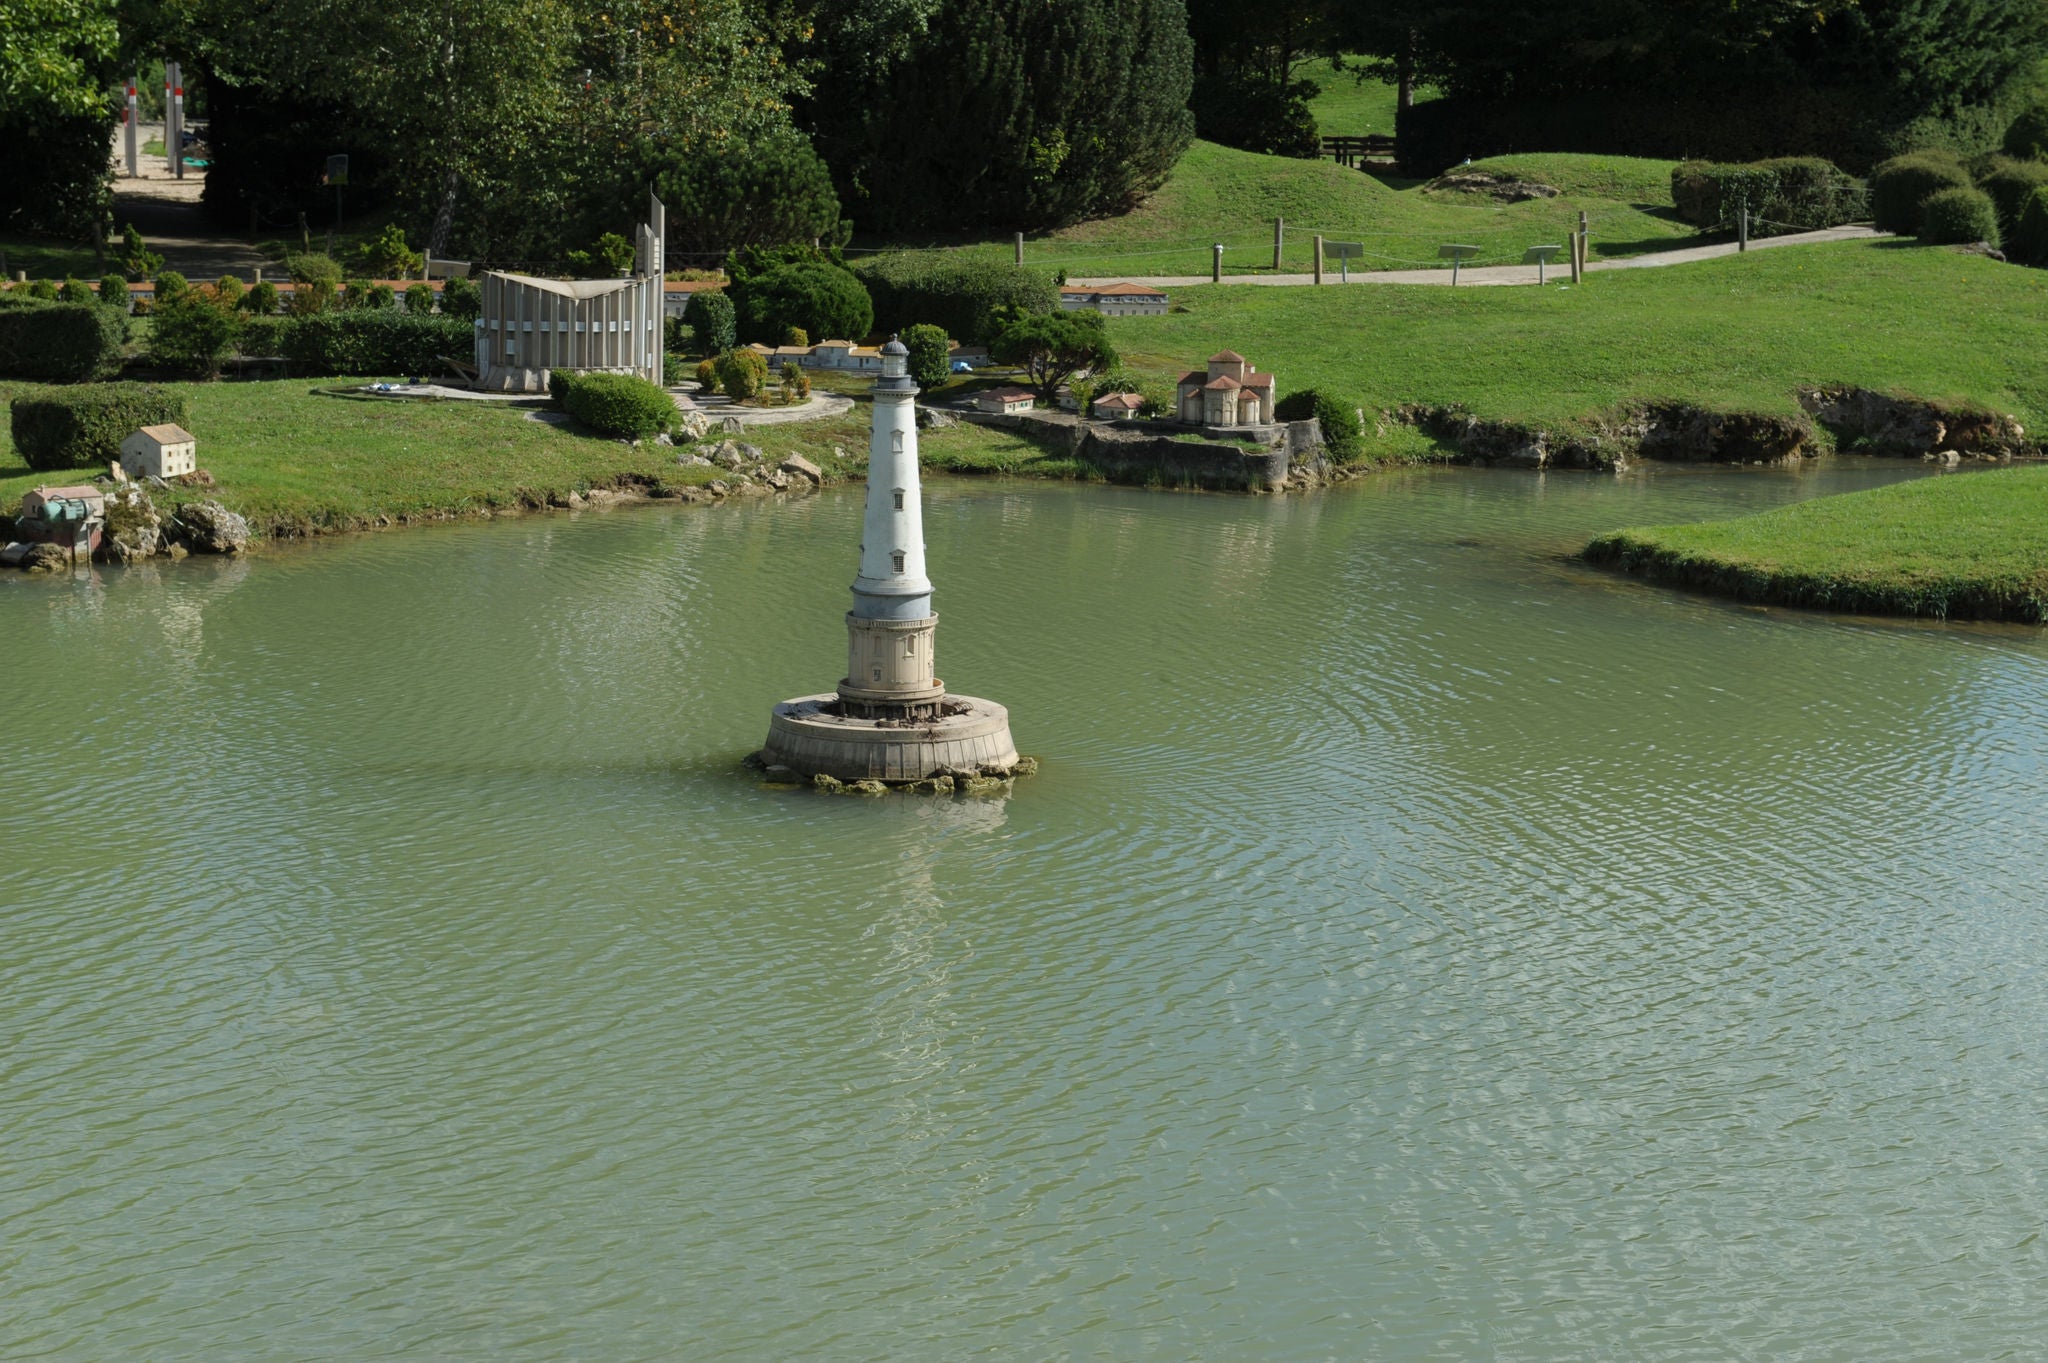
[756, 337, 1022, 788]
[838, 338, 944, 719]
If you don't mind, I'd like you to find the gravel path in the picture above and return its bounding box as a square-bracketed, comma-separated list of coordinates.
[1069, 226, 1886, 290]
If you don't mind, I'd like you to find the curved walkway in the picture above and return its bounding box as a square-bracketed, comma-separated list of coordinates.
[1069, 226, 1885, 290]
[679, 387, 854, 427]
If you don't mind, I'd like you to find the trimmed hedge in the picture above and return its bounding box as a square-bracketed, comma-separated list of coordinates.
[731, 262, 872, 347]
[1670, 157, 1864, 234]
[1870, 152, 1974, 235]
[554, 370, 675, 439]
[1918, 186, 2001, 247]
[2010, 185, 2048, 263]
[238, 314, 290, 358]
[714, 348, 769, 401]
[0, 301, 126, 382]
[1275, 388, 1363, 462]
[279, 312, 475, 376]
[901, 323, 951, 389]
[2005, 100, 2048, 160]
[1397, 84, 2021, 179]
[850, 251, 1059, 344]
[1975, 155, 2048, 233]
[10, 383, 187, 471]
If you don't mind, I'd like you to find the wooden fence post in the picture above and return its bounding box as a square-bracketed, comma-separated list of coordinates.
[1313, 235, 1324, 285]
[1273, 217, 1284, 271]
[1014, 232, 1024, 266]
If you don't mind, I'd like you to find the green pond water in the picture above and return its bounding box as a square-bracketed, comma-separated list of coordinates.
[4, 464, 2046, 1361]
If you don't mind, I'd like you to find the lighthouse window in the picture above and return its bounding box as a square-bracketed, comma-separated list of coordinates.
[891, 551, 906, 573]
[893, 489, 904, 510]
[892, 431, 904, 454]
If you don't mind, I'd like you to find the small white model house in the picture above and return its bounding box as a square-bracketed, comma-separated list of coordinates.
[119, 424, 198, 479]
[975, 387, 1037, 414]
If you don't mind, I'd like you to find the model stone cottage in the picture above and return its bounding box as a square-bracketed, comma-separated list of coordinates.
[1177, 351, 1275, 428]
[119, 423, 197, 480]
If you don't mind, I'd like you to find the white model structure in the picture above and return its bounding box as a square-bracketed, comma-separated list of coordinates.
[119, 424, 197, 480]
[756, 338, 1022, 787]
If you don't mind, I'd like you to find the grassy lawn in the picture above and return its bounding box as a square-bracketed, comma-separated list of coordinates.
[0, 378, 1035, 537]
[1106, 239, 2048, 439]
[863, 141, 1696, 280]
[0, 233, 103, 281]
[1301, 59, 1418, 136]
[1584, 465, 2048, 621]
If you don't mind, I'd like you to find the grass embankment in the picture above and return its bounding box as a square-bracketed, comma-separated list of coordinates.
[1107, 239, 2048, 460]
[1585, 466, 2048, 621]
[0, 234, 102, 281]
[863, 141, 1696, 280]
[1300, 60, 1414, 135]
[0, 379, 1047, 538]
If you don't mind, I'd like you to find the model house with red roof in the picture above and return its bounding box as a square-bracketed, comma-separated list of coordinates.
[1176, 351, 1275, 427]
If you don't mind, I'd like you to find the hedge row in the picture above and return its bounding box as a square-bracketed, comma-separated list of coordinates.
[551, 369, 675, 439]
[276, 312, 475, 376]
[1396, 84, 2021, 179]
[1670, 158, 1865, 234]
[10, 383, 187, 471]
[0, 301, 126, 383]
[849, 252, 1058, 344]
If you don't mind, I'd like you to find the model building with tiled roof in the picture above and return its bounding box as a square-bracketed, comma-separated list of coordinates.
[1176, 351, 1276, 427]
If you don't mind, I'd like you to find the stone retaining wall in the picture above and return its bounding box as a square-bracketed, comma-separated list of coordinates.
[956, 408, 1325, 491]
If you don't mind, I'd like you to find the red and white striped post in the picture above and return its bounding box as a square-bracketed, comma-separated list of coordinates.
[124, 79, 139, 176]
[168, 62, 185, 179]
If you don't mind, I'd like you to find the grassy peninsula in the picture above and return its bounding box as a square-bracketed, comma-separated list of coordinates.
[1585, 465, 2048, 621]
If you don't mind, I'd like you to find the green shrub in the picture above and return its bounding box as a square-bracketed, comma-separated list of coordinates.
[153, 271, 189, 304]
[24, 278, 58, 301]
[0, 302, 126, 382]
[694, 357, 720, 393]
[148, 287, 242, 378]
[2011, 185, 2048, 263]
[1869, 151, 1974, 234]
[731, 262, 872, 347]
[9, 383, 186, 471]
[1669, 157, 1865, 233]
[98, 275, 130, 311]
[557, 371, 675, 439]
[714, 348, 769, 401]
[2005, 100, 2048, 160]
[57, 277, 91, 304]
[242, 280, 279, 315]
[404, 282, 435, 315]
[548, 368, 574, 407]
[1974, 155, 2048, 233]
[214, 275, 245, 307]
[1917, 185, 2002, 247]
[366, 283, 396, 310]
[287, 253, 342, 314]
[279, 312, 475, 376]
[358, 223, 423, 279]
[851, 251, 1059, 343]
[689, 290, 735, 355]
[238, 314, 289, 357]
[989, 311, 1116, 398]
[342, 279, 372, 310]
[118, 223, 162, 281]
[901, 322, 951, 389]
[1276, 388, 1364, 462]
[438, 274, 480, 321]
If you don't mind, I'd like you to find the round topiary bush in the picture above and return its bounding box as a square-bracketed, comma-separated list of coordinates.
[731, 262, 872, 347]
[2009, 185, 2048, 264]
[1975, 155, 2048, 234]
[1918, 186, 2001, 247]
[2004, 99, 2048, 161]
[714, 348, 769, 402]
[1870, 152, 1973, 235]
[694, 357, 721, 393]
[1275, 388, 1364, 462]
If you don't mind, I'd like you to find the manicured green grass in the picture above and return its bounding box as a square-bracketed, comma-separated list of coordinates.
[0, 379, 1030, 537]
[1106, 239, 2048, 432]
[0, 233, 102, 282]
[1301, 59, 1416, 136]
[1584, 465, 2048, 621]
[880, 140, 1695, 280]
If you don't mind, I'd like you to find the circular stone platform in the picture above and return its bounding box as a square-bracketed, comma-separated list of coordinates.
[759, 694, 1019, 783]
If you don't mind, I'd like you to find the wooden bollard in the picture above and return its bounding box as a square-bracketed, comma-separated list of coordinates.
[1313, 235, 1324, 285]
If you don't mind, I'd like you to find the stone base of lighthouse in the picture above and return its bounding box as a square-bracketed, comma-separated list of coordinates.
[757, 693, 1020, 785]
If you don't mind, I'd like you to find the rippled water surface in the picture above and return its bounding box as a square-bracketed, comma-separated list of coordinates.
[5, 464, 2047, 1361]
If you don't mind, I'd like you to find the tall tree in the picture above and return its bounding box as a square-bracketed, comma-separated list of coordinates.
[0, 0, 122, 240]
[1184, 0, 1333, 155]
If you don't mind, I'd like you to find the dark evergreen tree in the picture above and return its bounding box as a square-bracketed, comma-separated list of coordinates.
[814, 0, 1195, 232]
[1185, 0, 1332, 155]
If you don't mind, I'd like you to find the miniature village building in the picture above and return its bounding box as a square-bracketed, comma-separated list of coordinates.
[474, 193, 667, 393]
[975, 386, 1037, 414]
[1091, 391, 1145, 419]
[119, 423, 197, 480]
[1177, 351, 1276, 427]
[1060, 281, 1170, 316]
[17, 484, 106, 556]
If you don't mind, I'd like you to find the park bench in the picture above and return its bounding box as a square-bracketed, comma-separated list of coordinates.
[1321, 134, 1397, 168]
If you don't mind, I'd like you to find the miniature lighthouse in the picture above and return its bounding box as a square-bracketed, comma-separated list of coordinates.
[757, 338, 1021, 787]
